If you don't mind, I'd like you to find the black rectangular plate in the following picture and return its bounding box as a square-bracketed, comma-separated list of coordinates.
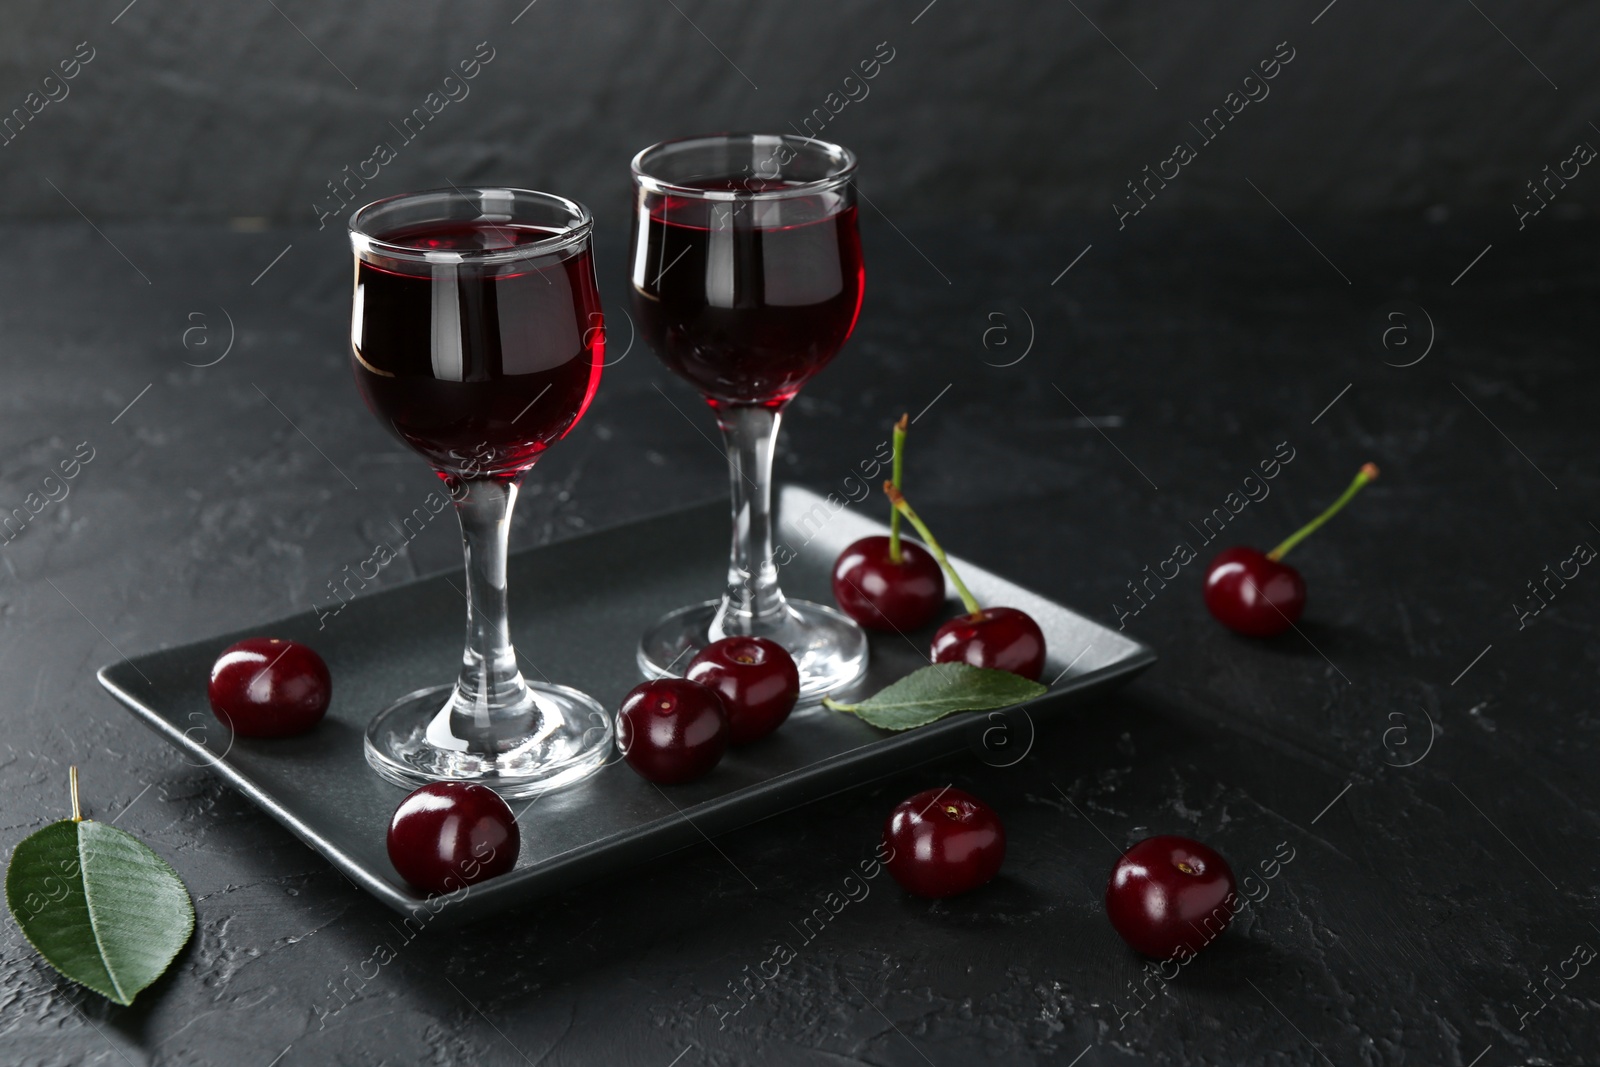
[98, 487, 1154, 925]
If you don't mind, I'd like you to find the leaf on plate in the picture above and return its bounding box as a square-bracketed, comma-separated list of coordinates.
[6, 817, 195, 1005]
[823, 663, 1047, 731]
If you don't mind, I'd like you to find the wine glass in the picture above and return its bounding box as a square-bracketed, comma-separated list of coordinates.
[348, 187, 612, 797]
[630, 134, 869, 699]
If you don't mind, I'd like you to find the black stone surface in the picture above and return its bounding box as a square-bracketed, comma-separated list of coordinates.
[1, 214, 1595, 1065]
[2, 1, 1598, 225]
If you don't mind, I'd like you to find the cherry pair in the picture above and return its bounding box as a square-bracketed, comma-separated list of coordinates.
[877, 783, 1240, 965]
[879, 786, 1239, 965]
[616, 636, 800, 784]
[831, 415, 1046, 680]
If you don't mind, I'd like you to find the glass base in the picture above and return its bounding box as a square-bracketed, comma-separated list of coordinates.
[364, 682, 613, 799]
[637, 598, 869, 702]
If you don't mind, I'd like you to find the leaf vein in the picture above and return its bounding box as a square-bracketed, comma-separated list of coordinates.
[77, 825, 130, 1004]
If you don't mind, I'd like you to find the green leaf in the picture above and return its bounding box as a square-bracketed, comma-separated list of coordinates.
[823, 663, 1047, 731]
[7, 819, 194, 1005]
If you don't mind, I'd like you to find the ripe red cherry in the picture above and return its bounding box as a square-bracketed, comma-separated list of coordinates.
[883, 787, 1006, 898]
[207, 637, 331, 738]
[386, 781, 520, 895]
[1105, 835, 1237, 959]
[616, 678, 729, 784]
[685, 636, 800, 745]
[1205, 463, 1378, 638]
[832, 535, 945, 631]
[1203, 547, 1305, 637]
[834, 414, 946, 631]
[931, 607, 1047, 681]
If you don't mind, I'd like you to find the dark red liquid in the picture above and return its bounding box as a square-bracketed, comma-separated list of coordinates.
[352, 221, 603, 479]
[632, 183, 862, 409]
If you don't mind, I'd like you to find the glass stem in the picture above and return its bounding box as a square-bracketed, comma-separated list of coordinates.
[445, 475, 535, 751]
[713, 404, 789, 636]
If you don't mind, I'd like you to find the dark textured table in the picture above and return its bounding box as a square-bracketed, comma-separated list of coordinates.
[2, 214, 1595, 1066]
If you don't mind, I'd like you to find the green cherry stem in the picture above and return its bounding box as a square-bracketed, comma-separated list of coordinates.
[887, 413, 909, 564]
[1267, 462, 1380, 562]
[884, 482, 984, 617]
[69, 765, 82, 822]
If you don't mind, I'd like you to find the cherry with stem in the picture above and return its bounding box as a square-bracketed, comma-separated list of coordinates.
[1203, 462, 1379, 637]
[830, 415, 945, 631]
[885, 482, 1047, 681]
